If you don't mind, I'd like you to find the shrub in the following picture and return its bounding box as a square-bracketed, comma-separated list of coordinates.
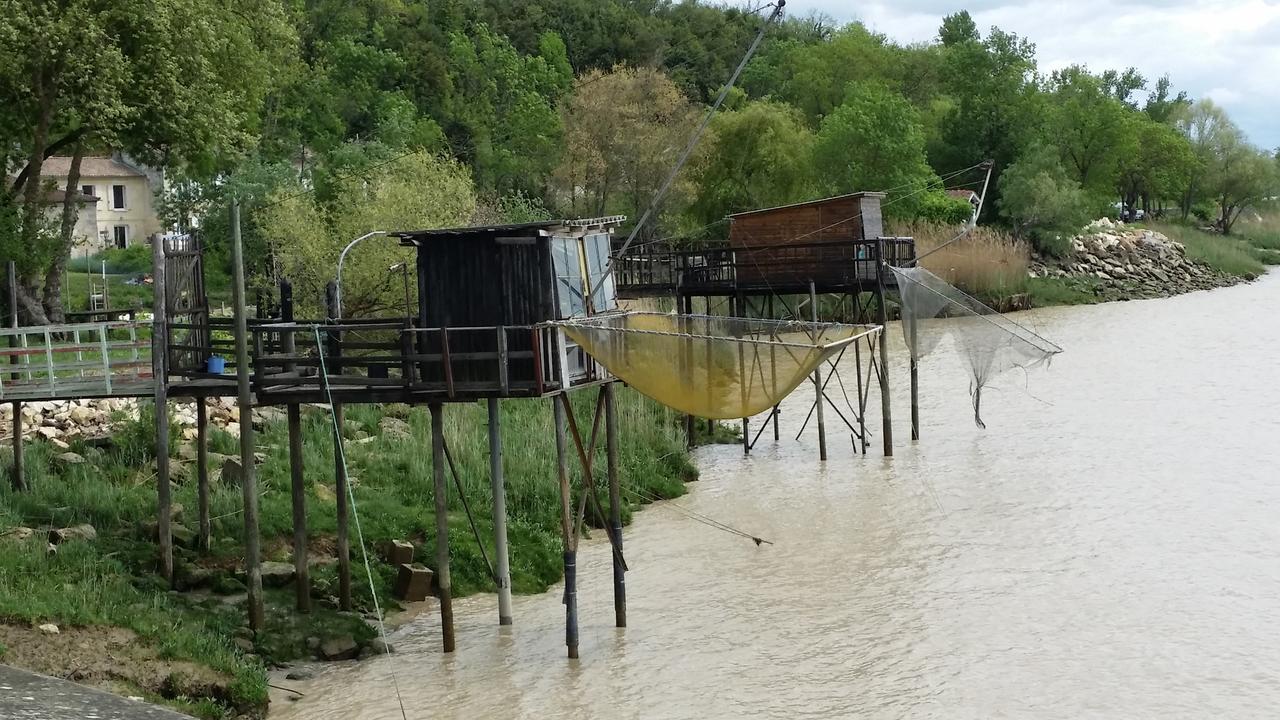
[998, 143, 1090, 256]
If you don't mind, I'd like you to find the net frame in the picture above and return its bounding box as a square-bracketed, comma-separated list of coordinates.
[556, 311, 881, 419]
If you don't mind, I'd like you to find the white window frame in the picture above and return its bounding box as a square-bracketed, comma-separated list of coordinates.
[81, 184, 95, 199]
[113, 225, 129, 248]
[111, 184, 127, 210]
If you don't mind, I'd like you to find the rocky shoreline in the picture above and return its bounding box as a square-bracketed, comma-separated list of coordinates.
[1029, 218, 1245, 302]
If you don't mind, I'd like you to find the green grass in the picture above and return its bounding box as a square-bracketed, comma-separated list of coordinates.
[1026, 276, 1104, 306]
[1151, 222, 1269, 279]
[0, 388, 695, 717]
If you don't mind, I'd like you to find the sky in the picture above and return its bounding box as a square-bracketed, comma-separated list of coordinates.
[778, 0, 1280, 150]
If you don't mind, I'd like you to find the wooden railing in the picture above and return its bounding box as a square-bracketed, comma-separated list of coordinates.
[249, 321, 562, 400]
[613, 237, 917, 293]
[0, 320, 152, 400]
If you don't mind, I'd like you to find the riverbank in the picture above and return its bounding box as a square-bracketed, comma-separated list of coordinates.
[0, 389, 696, 719]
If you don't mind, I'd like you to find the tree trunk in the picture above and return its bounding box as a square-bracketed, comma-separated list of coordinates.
[43, 143, 84, 323]
[19, 67, 54, 260]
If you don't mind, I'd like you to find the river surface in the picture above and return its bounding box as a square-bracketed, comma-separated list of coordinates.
[272, 274, 1280, 719]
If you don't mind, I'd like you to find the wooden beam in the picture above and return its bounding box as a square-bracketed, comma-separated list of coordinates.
[151, 235, 173, 586]
[430, 403, 455, 652]
[231, 202, 265, 630]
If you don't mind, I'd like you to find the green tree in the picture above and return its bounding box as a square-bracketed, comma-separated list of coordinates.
[812, 83, 938, 215]
[1174, 98, 1237, 220]
[1043, 66, 1134, 193]
[1207, 142, 1280, 234]
[552, 66, 705, 240]
[0, 0, 294, 322]
[260, 152, 478, 318]
[998, 143, 1089, 254]
[688, 101, 816, 238]
[1115, 117, 1196, 216]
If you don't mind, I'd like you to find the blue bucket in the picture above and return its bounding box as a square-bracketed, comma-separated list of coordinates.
[206, 356, 226, 374]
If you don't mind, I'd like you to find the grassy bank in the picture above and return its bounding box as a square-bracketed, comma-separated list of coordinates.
[0, 388, 694, 718]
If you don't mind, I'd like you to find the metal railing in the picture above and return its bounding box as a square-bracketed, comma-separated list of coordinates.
[0, 320, 152, 400]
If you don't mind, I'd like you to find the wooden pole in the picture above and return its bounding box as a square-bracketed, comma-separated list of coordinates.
[768, 294, 779, 442]
[604, 382, 626, 627]
[230, 199, 265, 630]
[280, 280, 309, 612]
[874, 240, 894, 457]
[681, 294, 694, 448]
[430, 402, 455, 652]
[325, 281, 352, 610]
[910, 319, 920, 441]
[853, 298, 868, 454]
[552, 395, 578, 658]
[487, 397, 513, 626]
[7, 261, 23, 492]
[196, 399, 210, 552]
[151, 234, 174, 585]
[810, 281, 827, 461]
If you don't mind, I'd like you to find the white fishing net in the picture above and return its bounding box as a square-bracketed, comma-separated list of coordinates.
[890, 266, 1062, 428]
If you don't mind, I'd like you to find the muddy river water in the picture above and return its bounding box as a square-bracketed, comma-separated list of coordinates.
[271, 274, 1280, 719]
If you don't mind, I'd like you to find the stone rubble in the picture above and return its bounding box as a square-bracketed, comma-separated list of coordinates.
[1029, 218, 1244, 299]
[0, 395, 245, 443]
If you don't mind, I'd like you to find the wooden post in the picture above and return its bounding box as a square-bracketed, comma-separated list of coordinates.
[604, 382, 626, 628]
[810, 281, 827, 461]
[230, 200, 265, 630]
[196, 399, 210, 552]
[151, 234, 174, 585]
[910, 319, 920, 441]
[7, 261, 23, 492]
[552, 395, 578, 658]
[873, 240, 894, 457]
[280, 280, 309, 611]
[487, 397, 513, 625]
[681, 294, 694, 448]
[767, 294, 779, 442]
[430, 403, 455, 652]
[325, 281, 352, 610]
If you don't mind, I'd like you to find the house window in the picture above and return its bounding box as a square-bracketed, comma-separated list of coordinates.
[551, 236, 586, 319]
[113, 225, 128, 248]
[111, 184, 126, 210]
[82, 184, 95, 199]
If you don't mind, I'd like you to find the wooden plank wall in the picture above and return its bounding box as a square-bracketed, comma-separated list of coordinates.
[728, 195, 876, 287]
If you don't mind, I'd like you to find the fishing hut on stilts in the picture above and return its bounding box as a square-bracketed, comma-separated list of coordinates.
[614, 191, 920, 459]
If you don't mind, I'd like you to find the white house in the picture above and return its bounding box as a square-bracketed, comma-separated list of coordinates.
[40, 153, 164, 250]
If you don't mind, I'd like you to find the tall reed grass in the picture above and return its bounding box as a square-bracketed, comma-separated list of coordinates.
[893, 222, 1031, 300]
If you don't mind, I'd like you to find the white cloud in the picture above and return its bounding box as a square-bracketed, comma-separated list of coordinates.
[778, 0, 1280, 149]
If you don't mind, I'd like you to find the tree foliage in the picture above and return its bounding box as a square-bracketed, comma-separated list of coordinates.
[998, 143, 1089, 254]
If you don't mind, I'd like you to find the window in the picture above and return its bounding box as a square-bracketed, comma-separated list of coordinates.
[113, 225, 128, 248]
[111, 184, 126, 210]
[81, 184, 95, 199]
[551, 236, 585, 319]
[583, 233, 617, 313]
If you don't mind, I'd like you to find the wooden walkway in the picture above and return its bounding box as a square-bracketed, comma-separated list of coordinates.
[0, 664, 188, 720]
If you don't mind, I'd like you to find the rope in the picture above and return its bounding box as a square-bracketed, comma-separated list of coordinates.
[442, 437, 497, 583]
[312, 325, 409, 720]
[625, 485, 772, 546]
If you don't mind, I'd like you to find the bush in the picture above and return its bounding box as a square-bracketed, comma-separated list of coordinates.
[68, 245, 153, 275]
[915, 192, 975, 225]
[998, 143, 1089, 256]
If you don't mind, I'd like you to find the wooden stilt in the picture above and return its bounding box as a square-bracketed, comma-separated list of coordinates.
[196, 399, 210, 552]
[909, 309, 920, 440]
[430, 402, 455, 652]
[853, 299, 868, 455]
[681, 294, 695, 448]
[230, 201, 265, 629]
[810, 282, 827, 461]
[487, 397, 513, 626]
[151, 233, 174, 586]
[7, 262, 23, 492]
[552, 395, 578, 658]
[873, 240, 894, 457]
[325, 281, 352, 611]
[604, 383, 626, 628]
[287, 406, 310, 612]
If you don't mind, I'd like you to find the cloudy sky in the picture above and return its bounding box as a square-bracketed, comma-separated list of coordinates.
[779, 0, 1280, 149]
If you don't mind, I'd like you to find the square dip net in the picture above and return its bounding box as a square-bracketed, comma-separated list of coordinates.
[559, 312, 879, 419]
[890, 266, 1062, 428]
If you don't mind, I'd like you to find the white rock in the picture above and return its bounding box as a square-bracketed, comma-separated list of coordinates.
[38, 623, 59, 634]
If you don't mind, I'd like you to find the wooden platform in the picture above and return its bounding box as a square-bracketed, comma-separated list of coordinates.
[614, 237, 915, 298]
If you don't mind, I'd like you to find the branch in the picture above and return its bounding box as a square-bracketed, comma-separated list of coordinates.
[5, 127, 88, 200]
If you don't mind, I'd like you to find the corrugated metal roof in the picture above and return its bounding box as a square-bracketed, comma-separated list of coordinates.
[394, 216, 625, 243]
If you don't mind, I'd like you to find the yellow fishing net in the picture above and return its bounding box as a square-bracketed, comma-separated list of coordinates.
[560, 312, 879, 419]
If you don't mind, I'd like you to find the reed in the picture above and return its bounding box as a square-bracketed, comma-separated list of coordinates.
[895, 222, 1031, 300]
